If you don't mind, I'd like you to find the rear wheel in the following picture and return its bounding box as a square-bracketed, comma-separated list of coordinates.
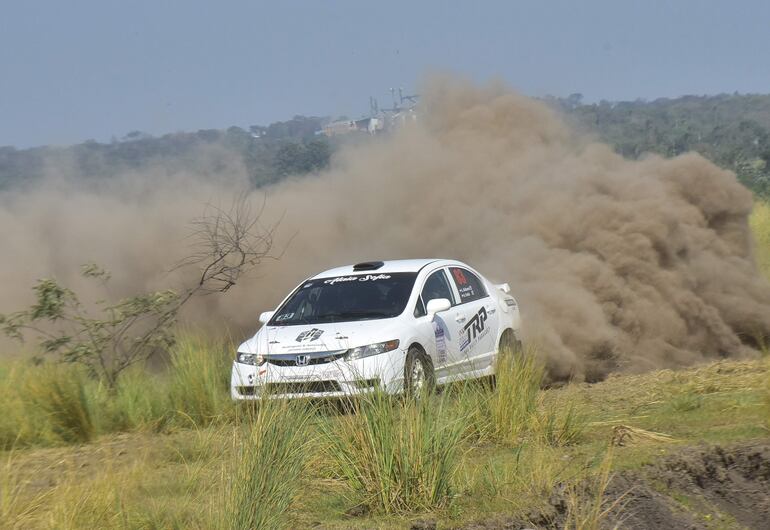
[498, 329, 520, 358]
[404, 346, 435, 397]
[492, 329, 520, 388]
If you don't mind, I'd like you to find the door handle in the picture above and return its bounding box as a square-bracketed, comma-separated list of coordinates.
[487, 307, 497, 315]
[455, 315, 467, 323]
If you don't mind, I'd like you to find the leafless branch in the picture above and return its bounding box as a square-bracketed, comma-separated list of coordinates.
[174, 193, 284, 298]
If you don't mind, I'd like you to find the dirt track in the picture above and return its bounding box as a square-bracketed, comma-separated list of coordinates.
[452, 441, 770, 530]
[636, 441, 770, 529]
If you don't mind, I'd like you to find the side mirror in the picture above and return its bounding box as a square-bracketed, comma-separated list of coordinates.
[426, 298, 451, 319]
[259, 311, 275, 324]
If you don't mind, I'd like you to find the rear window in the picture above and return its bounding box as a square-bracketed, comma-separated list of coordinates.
[449, 267, 487, 303]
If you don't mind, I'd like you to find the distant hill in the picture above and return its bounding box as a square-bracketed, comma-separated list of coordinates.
[2, 94, 769, 197]
[0, 115, 334, 190]
[553, 93, 770, 197]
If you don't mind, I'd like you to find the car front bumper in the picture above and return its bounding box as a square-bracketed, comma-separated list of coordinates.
[230, 348, 405, 400]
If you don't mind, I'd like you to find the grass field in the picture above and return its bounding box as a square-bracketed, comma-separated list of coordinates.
[2, 352, 768, 529]
[1, 201, 769, 529]
[752, 200, 770, 277]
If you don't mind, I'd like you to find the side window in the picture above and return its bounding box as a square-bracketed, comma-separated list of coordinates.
[414, 296, 426, 318]
[449, 267, 488, 303]
[420, 270, 455, 308]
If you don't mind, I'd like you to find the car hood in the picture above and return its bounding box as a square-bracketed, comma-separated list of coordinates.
[237, 319, 404, 356]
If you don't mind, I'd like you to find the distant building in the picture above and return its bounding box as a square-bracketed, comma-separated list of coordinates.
[322, 117, 383, 137]
[319, 89, 418, 137]
[322, 120, 359, 136]
[249, 125, 267, 138]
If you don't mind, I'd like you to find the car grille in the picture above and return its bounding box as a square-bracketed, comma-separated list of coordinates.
[353, 378, 380, 389]
[264, 380, 342, 394]
[265, 351, 346, 367]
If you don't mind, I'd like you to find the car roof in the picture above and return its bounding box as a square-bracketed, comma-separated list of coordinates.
[311, 258, 458, 278]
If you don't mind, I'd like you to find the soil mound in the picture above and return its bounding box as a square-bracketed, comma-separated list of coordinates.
[647, 441, 770, 529]
[456, 441, 770, 529]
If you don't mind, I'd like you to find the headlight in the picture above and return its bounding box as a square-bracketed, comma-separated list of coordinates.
[237, 352, 265, 366]
[345, 340, 400, 361]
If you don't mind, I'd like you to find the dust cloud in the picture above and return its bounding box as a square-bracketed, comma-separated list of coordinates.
[2, 77, 769, 381]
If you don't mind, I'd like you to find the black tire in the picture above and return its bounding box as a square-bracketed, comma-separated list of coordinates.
[404, 346, 435, 397]
[490, 329, 520, 389]
[498, 329, 520, 359]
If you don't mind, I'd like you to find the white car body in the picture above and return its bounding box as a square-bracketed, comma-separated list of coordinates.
[230, 259, 521, 400]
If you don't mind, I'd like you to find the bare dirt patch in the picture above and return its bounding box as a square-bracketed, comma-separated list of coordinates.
[645, 441, 770, 529]
[455, 441, 770, 529]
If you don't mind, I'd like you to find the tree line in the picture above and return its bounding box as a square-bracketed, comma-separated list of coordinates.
[0, 115, 334, 190]
[1, 94, 769, 197]
[552, 93, 770, 198]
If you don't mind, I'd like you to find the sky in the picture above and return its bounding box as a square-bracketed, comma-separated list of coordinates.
[1, 0, 769, 148]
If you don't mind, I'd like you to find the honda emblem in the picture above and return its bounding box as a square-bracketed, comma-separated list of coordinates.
[296, 355, 309, 366]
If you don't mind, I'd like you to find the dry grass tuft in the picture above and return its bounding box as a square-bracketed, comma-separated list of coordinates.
[564, 446, 623, 530]
[323, 390, 466, 514]
[219, 399, 315, 530]
[1, 451, 52, 528]
[609, 425, 677, 446]
[458, 345, 545, 446]
[533, 398, 587, 447]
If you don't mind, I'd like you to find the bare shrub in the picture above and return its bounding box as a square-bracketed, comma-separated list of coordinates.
[0, 196, 277, 387]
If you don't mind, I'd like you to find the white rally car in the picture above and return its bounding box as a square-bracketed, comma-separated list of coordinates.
[231, 259, 521, 399]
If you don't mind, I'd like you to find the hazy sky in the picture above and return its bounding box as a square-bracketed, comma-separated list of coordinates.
[1, 0, 768, 148]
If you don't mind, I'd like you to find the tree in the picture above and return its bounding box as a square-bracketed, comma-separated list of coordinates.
[274, 139, 331, 177]
[0, 196, 279, 387]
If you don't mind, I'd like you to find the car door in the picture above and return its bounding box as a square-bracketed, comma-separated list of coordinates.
[447, 266, 500, 374]
[415, 268, 466, 380]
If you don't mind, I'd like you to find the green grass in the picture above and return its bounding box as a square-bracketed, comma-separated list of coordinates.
[322, 390, 466, 514]
[533, 399, 587, 447]
[455, 346, 544, 446]
[2, 357, 767, 529]
[168, 333, 234, 426]
[102, 367, 171, 433]
[0, 363, 98, 447]
[1, 281, 768, 528]
[0, 334, 235, 450]
[25, 364, 96, 444]
[220, 399, 316, 530]
[751, 200, 770, 278]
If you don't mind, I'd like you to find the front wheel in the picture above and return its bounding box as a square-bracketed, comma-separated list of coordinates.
[404, 346, 435, 397]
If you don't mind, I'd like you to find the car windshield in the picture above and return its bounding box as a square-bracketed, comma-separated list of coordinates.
[269, 272, 417, 325]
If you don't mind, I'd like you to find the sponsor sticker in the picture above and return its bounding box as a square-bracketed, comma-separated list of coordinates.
[433, 321, 447, 364]
[460, 307, 489, 352]
[452, 268, 476, 301]
[295, 328, 324, 342]
[283, 343, 320, 352]
[458, 284, 475, 300]
[452, 268, 468, 285]
[323, 274, 391, 285]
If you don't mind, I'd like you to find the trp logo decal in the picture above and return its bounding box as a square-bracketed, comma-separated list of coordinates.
[459, 307, 488, 351]
[295, 328, 324, 342]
